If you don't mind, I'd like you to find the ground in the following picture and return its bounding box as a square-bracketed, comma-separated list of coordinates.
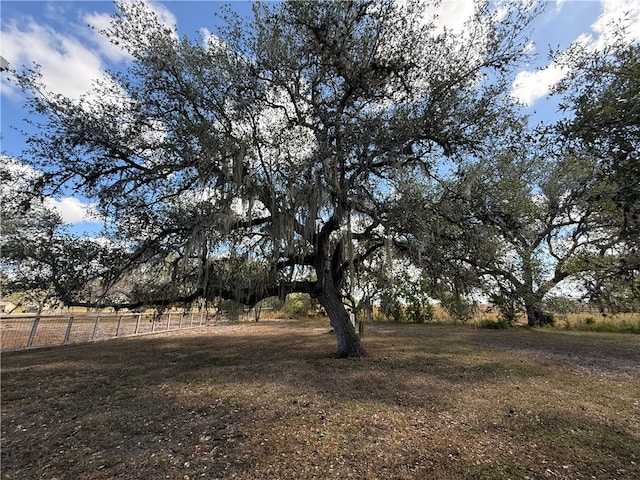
[1, 320, 638, 479]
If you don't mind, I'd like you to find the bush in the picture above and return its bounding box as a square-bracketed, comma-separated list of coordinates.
[282, 293, 312, 317]
[407, 300, 436, 324]
[440, 291, 477, 324]
[541, 312, 555, 326]
[379, 292, 404, 322]
[218, 299, 245, 321]
[478, 318, 509, 329]
[488, 293, 520, 326]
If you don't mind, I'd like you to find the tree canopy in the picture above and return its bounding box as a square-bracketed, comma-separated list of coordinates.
[7, 0, 543, 357]
[3, 0, 638, 356]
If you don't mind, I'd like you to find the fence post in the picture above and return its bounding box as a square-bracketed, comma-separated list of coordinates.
[135, 313, 141, 335]
[190, 312, 194, 327]
[63, 316, 74, 345]
[167, 313, 171, 331]
[115, 315, 123, 337]
[92, 316, 101, 341]
[26, 315, 41, 349]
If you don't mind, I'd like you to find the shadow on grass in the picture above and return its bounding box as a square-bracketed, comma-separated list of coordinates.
[2, 321, 639, 480]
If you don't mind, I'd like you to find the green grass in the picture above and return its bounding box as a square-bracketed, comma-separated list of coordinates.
[578, 318, 640, 333]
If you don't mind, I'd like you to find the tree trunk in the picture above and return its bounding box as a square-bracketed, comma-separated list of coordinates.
[525, 302, 553, 327]
[318, 282, 362, 358]
[314, 224, 361, 358]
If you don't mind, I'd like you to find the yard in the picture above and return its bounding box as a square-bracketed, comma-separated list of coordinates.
[1, 320, 638, 479]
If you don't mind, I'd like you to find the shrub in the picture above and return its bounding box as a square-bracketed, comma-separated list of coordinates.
[282, 293, 312, 317]
[407, 299, 436, 324]
[488, 292, 520, 326]
[542, 312, 555, 326]
[219, 299, 244, 321]
[479, 318, 509, 329]
[440, 291, 477, 324]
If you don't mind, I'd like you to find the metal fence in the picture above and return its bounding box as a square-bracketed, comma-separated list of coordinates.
[0, 311, 211, 352]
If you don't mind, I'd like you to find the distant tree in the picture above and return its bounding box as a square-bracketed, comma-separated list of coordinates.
[457, 142, 592, 326]
[14, 0, 539, 356]
[388, 23, 640, 324]
[439, 290, 476, 324]
[545, 295, 578, 328]
[553, 28, 640, 313]
[389, 133, 609, 327]
[375, 262, 435, 323]
[0, 188, 112, 310]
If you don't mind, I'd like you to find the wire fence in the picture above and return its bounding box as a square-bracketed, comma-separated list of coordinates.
[0, 311, 214, 352]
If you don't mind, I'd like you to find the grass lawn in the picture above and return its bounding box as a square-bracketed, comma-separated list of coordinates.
[1, 319, 638, 479]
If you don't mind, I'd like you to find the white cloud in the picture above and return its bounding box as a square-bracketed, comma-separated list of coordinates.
[555, 0, 567, 11]
[82, 11, 133, 63]
[591, 0, 640, 46]
[0, 158, 100, 226]
[432, 1, 477, 33]
[396, 0, 476, 34]
[0, 157, 39, 199]
[522, 40, 536, 54]
[1, 16, 108, 100]
[510, 63, 569, 106]
[143, 0, 178, 34]
[44, 197, 101, 224]
[0, 2, 173, 101]
[510, 0, 640, 106]
[113, 0, 179, 42]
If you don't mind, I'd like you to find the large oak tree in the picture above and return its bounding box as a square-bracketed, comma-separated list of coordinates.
[15, 0, 538, 357]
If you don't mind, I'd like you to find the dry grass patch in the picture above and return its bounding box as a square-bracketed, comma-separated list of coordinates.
[1, 320, 638, 479]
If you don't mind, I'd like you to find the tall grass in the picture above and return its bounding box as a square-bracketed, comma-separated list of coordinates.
[577, 316, 640, 334]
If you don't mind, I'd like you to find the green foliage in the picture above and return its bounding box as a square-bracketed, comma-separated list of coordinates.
[571, 252, 640, 315]
[413, 301, 436, 324]
[545, 296, 579, 315]
[439, 291, 477, 324]
[478, 318, 510, 329]
[542, 312, 555, 326]
[261, 296, 284, 311]
[488, 292, 521, 326]
[555, 40, 640, 241]
[0, 171, 117, 309]
[545, 295, 579, 328]
[380, 290, 404, 323]
[4, 0, 638, 358]
[219, 299, 244, 321]
[579, 318, 640, 334]
[282, 293, 312, 317]
[379, 273, 436, 324]
[403, 280, 436, 324]
[552, 33, 640, 315]
[13, 0, 539, 315]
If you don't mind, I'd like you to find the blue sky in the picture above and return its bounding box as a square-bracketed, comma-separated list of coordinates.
[1, 0, 639, 231]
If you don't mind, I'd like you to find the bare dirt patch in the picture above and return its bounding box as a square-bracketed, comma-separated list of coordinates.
[2, 320, 638, 479]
